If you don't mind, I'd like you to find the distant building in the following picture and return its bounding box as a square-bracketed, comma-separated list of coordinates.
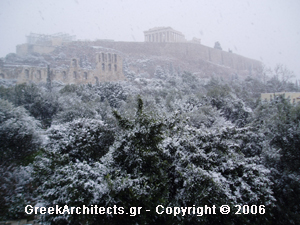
[144, 27, 186, 43]
[26, 32, 76, 45]
[261, 92, 300, 104]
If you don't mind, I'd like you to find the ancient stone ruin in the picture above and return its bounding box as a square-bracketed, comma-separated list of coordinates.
[0, 28, 263, 85]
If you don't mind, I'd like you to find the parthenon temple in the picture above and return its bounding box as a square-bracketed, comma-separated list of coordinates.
[144, 27, 186, 43]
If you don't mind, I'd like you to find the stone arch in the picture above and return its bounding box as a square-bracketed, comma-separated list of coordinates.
[25, 69, 29, 79]
[114, 54, 117, 63]
[114, 64, 117, 71]
[94, 76, 99, 85]
[73, 71, 78, 79]
[102, 53, 105, 62]
[108, 53, 111, 62]
[108, 64, 111, 71]
[102, 63, 105, 71]
[71, 59, 77, 67]
[84, 72, 88, 79]
[0, 73, 5, 79]
[63, 71, 67, 80]
[36, 70, 41, 79]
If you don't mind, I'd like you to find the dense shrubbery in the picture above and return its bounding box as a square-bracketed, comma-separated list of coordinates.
[0, 67, 300, 224]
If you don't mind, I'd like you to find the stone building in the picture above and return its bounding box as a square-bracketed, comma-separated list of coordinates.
[144, 27, 186, 43]
[261, 92, 300, 104]
[0, 32, 125, 85]
[0, 51, 124, 85]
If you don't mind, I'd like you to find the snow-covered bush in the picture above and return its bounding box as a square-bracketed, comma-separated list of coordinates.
[46, 118, 114, 163]
[0, 99, 42, 165]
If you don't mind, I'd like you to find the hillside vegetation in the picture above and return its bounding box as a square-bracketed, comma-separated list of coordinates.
[0, 65, 300, 224]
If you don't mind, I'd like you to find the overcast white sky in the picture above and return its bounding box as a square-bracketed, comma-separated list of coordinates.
[1, 0, 300, 79]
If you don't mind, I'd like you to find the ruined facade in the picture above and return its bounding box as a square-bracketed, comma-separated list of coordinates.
[0, 52, 123, 85]
[0, 33, 125, 84]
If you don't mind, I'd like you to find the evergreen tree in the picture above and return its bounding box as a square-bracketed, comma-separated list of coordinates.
[253, 96, 300, 224]
[0, 99, 41, 165]
[0, 99, 41, 220]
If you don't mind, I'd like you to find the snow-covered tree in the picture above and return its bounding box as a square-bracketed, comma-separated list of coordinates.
[161, 117, 274, 224]
[0, 99, 42, 165]
[214, 41, 222, 50]
[253, 96, 300, 224]
[0, 165, 34, 220]
[206, 79, 252, 127]
[0, 99, 42, 220]
[33, 118, 114, 224]
[0, 83, 60, 127]
[93, 97, 274, 224]
[46, 118, 114, 163]
[105, 97, 171, 224]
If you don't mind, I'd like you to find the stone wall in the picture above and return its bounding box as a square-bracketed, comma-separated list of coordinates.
[16, 41, 262, 73]
[71, 41, 262, 73]
[10, 38, 263, 84]
[0, 52, 124, 85]
[16, 43, 56, 56]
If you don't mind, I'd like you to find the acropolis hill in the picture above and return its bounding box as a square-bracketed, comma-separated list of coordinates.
[0, 27, 263, 85]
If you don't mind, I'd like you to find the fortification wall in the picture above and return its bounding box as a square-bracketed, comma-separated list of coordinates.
[73, 41, 262, 73]
[16, 44, 29, 56]
[16, 41, 261, 74]
[11, 39, 262, 83]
